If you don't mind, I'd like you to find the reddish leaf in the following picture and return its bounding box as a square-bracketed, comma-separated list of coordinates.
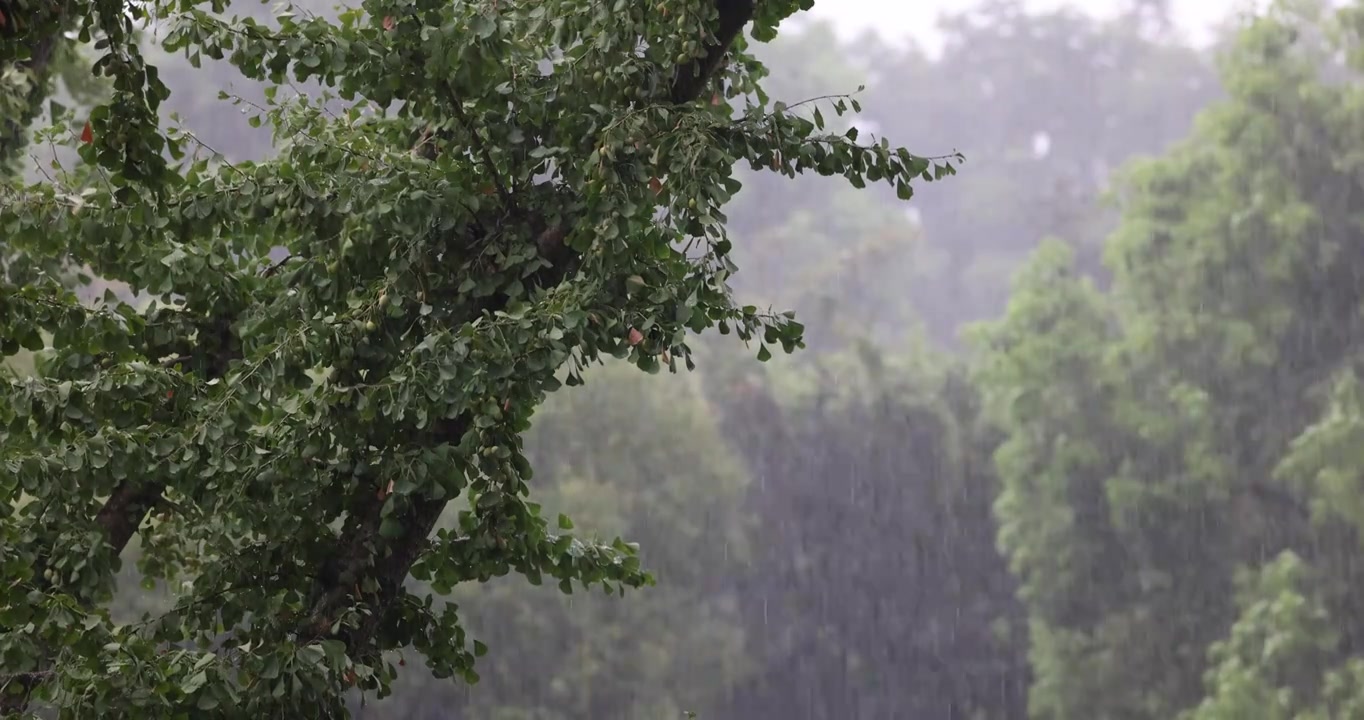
[0, 9, 8, 28]
[80, 121, 93, 145]
[382, 15, 395, 30]
[627, 328, 644, 346]
[710, 93, 721, 106]
[165, 390, 174, 399]
[649, 177, 663, 195]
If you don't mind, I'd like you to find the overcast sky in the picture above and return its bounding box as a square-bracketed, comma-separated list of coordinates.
[808, 0, 1267, 52]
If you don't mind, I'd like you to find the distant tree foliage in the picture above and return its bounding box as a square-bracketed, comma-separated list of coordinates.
[703, 343, 1029, 720]
[975, 1, 1364, 716]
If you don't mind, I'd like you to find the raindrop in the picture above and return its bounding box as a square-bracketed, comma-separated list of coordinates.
[1032, 131, 1051, 158]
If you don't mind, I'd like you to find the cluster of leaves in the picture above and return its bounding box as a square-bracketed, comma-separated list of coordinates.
[0, 0, 958, 715]
[1185, 552, 1364, 720]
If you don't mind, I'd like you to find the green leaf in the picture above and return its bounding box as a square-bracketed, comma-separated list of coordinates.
[181, 670, 208, 695]
[379, 517, 404, 538]
[470, 15, 497, 38]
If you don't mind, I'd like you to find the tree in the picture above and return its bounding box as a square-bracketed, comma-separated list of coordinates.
[0, 0, 959, 715]
[972, 1, 1364, 716]
[865, 0, 1220, 344]
[970, 242, 1158, 719]
[700, 339, 1029, 720]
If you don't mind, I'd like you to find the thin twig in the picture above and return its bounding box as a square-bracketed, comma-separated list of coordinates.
[781, 92, 859, 113]
[158, 352, 192, 367]
[260, 252, 294, 278]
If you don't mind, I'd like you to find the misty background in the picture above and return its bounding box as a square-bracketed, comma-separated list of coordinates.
[25, 0, 1364, 717]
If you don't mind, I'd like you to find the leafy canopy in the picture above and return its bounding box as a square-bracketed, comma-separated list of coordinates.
[971, 1, 1364, 717]
[0, 0, 959, 716]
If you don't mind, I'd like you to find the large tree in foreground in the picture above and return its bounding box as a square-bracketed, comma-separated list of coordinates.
[0, 0, 958, 715]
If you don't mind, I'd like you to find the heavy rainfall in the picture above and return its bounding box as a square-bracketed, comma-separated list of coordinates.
[3, 0, 1362, 718]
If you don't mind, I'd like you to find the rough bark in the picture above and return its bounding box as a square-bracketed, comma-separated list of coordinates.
[93, 480, 168, 555]
[670, 0, 754, 104]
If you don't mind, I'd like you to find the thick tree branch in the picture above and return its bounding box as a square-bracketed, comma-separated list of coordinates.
[669, 0, 754, 105]
[93, 480, 168, 555]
